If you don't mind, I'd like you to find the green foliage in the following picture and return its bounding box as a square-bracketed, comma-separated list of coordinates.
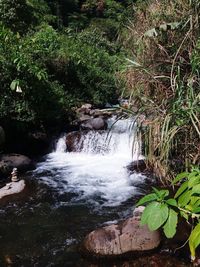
[57, 29, 122, 105]
[0, 0, 131, 128]
[137, 167, 200, 261]
[0, 0, 34, 33]
[0, 24, 65, 122]
[122, 0, 200, 181]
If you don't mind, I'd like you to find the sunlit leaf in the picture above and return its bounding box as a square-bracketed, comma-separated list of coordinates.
[136, 193, 157, 206]
[163, 208, 178, 238]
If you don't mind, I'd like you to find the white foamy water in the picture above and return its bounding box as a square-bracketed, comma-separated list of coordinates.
[34, 117, 145, 207]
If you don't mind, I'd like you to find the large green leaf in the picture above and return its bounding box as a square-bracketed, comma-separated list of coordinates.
[136, 193, 157, 206]
[141, 202, 169, 231]
[189, 223, 200, 260]
[163, 208, 178, 238]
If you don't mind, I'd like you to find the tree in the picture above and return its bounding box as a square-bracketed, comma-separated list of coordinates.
[0, 0, 34, 33]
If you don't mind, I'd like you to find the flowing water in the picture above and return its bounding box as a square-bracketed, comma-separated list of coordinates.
[0, 118, 150, 267]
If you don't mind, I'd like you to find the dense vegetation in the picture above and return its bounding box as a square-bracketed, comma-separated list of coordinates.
[121, 0, 200, 261]
[122, 0, 200, 181]
[0, 0, 132, 129]
[0, 0, 200, 261]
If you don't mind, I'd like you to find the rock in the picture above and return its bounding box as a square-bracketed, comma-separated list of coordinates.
[0, 154, 34, 176]
[89, 109, 113, 118]
[133, 206, 145, 217]
[76, 103, 92, 115]
[82, 211, 161, 257]
[78, 115, 91, 122]
[81, 118, 107, 130]
[0, 126, 5, 149]
[66, 130, 107, 152]
[0, 180, 25, 200]
[127, 160, 147, 173]
[66, 131, 82, 152]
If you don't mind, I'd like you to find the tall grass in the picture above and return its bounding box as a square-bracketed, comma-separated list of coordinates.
[121, 0, 200, 184]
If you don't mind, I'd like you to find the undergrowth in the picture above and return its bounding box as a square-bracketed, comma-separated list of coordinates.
[121, 0, 200, 183]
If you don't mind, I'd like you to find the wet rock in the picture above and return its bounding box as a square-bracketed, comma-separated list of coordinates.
[82, 212, 161, 257]
[0, 126, 5, 149]
[0, 154, 34, 176]
[81, 118, 107, 130]
[0, 180, 25, 200]
[127, 160, 147, 173]
[66, 131, 82, 152]
[89, 109, 113, 118]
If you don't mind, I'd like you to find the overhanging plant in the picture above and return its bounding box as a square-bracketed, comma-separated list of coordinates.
[137, 167, 200, 262]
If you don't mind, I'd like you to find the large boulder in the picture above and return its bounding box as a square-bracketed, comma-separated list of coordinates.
[81, 118, 107, 130]
[0, 154, 34, 176]
[0, 126, 5, 149]
[82, 206, 161, 257]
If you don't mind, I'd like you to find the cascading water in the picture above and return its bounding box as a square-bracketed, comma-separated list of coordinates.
[35, 117, 145, 208]
[0, 117, 148, 267]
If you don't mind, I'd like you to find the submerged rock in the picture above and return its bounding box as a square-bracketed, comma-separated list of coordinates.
[0, 180, 25, 200]
[0, 154, 34, 176]
[82, 207, 161, 257]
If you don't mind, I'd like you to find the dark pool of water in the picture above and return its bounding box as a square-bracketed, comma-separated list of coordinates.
[0, 176, 192, 267]
[0, 173, 141, 267]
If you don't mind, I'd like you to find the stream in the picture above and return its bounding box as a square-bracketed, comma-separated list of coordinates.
[0, 118, 190, 266]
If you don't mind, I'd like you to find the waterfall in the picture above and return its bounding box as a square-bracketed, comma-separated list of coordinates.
[55, 135, 67, 153]
[35, 117, 145, 208]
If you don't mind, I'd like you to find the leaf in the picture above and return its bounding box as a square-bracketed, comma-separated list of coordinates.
[192, 185, 200, 194]
[166, 198, 178, 207]
[189, 223, 200, 260]
[178, 190, 192, 207]
[172, 172, 189, 185]
[163, 208, 178, 238]
[136, 193, 157, 206]
[188, 175, 200, 188]
[10, 80, 18, 91]
[192, 207, 200, 213]
[174, 181, 188, 198]
[152, 187, 169, 199]
[126, 58, 142, 67]
[190, 197, 200, 206]
[141, 202, 169, 231]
